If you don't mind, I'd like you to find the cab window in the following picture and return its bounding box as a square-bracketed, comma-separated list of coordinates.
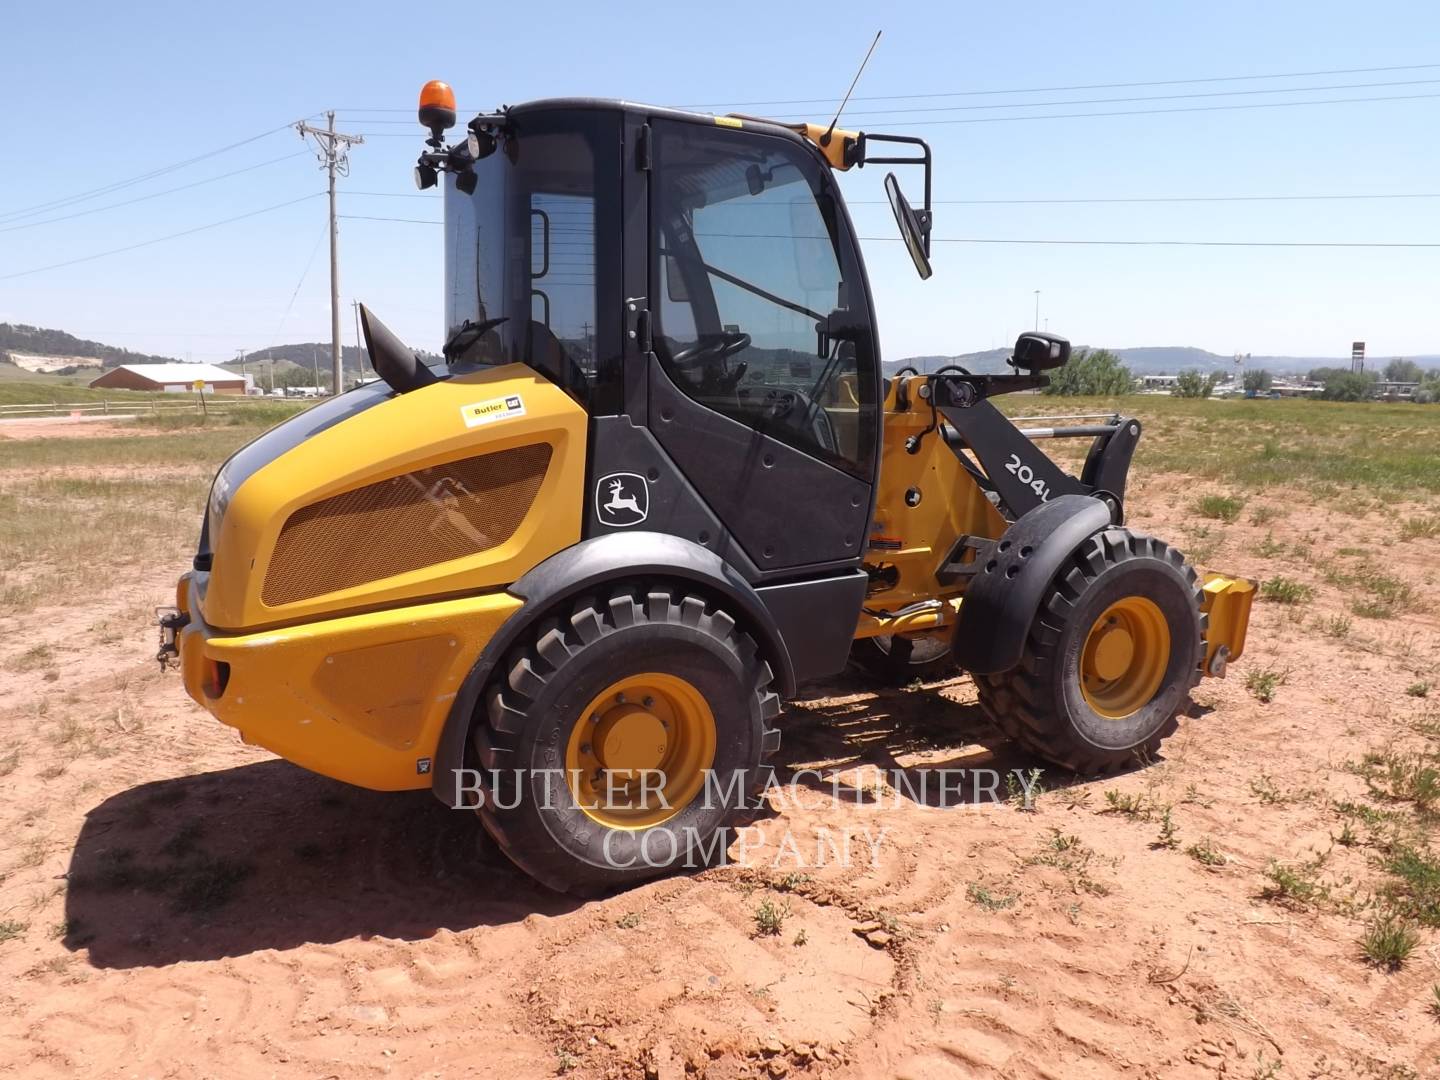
[651, 120, 876, 476]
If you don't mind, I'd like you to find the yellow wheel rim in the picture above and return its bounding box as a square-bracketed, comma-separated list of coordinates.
[1080, 596, 1171, 719]
[564, 672, 716, 829]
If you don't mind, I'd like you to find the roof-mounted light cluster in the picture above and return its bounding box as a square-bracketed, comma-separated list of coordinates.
[412, 79, 505, 194]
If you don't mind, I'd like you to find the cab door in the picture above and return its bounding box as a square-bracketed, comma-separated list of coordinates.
[643, 117, 880, 577]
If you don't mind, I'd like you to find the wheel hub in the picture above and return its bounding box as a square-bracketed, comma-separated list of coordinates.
[565, 673, 716, 829]
[591, 704, 668, 777]
[1080, 596, 1171, 719]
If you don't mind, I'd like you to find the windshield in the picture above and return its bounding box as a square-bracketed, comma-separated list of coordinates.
[652, 119, 877, 476]
[443, 110, 620, 404]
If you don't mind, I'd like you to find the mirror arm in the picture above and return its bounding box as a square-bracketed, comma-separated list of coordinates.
[854, 132, 933, 255]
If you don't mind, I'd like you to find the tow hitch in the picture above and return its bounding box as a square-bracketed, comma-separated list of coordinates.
[156, 606, 189, 670]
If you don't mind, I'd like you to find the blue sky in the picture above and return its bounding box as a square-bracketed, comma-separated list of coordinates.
[1, 0, 1437, 364]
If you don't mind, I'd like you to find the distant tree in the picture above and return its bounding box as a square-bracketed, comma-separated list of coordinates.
[1383, 358, 1424, 383]
[1320, 370, 1377, 402]
[1308, 366, 1349, 384]
[1414, 385, 1437, 404]
[1044, 348, 1133, 396]
[1242, 369, 1273, 394]
[1172, 370, 1217, 398]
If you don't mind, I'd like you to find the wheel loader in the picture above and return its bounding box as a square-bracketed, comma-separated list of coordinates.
[159, 80, 1255, 894]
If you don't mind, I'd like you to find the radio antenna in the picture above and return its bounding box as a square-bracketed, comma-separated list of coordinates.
[822, 30, 882, 145]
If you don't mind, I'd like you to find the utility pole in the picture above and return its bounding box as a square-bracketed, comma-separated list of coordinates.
[311, 344, 320, 390]
[296, 112, 363, 395]
[1033, 290, 1041, 331]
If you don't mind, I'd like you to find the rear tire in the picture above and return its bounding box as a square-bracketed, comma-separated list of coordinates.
[975, 528, 1204, 774]
[850, 633, 957, 685]
[473, 584, 781, 896]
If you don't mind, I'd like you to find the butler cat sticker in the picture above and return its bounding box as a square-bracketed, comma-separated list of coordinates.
[460, 394, 525, 429]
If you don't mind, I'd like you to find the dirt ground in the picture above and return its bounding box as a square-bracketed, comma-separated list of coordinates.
[1, 433, 1438, 1078]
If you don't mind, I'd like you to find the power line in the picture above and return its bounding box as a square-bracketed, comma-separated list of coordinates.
[344, 76, 1440, 125]
[266, 222, 329, 352]
[332, 61, 1440, 115]
[769, 76, 1440, 119]
[894, 90, 1440, 126]
[0, 152, 310, 234]
[0, 193, 323, 281]
[345, 89, 1440, 137]
[343, 214, 1440, 247]
[0, 123, 302, 225]
[677, 63, 1440, 108]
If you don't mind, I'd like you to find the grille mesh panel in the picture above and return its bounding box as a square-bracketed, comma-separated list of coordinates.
[262, 443, 551, 607]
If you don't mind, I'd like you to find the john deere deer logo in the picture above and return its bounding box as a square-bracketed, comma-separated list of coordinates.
[595, 473, 648, 528]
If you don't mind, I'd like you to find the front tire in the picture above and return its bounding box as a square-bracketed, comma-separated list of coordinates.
[975, 528, 1204, 774]
[474, 584, 781, 895]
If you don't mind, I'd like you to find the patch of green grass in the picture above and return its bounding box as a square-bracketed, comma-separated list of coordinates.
[1259, 857, 1332, 910]
[1326, 565, 1418, 619]
[1407, 682, 1431, 699]
[1400, 516, 1440, 541]
[1006, 767, 1044, 811]
[1250, 773, 1283, 804]
[966, 882, 1018, 912]
[1259, 577, 1315, 605]
[1354, 749, 1440, 811]
[1382, 847, 1440, 927]
[1154, 806, 1180, 849]
[1249, 505, 1282, 526]
[1101, 790, 1150, 818]
[1360, 912, 1420, 971]
[1254, 533, 1286, 559]
[1321, 614, 1353, 639]
[0, 920, 26, 944]
[753, 897, 789, 937]
[1009, 396, 1440, 500]
[1186, 838, 1226, 866]
[1428, 984, 1440, 1021]
[614, 912, 641, 930]
[1196, 494, 1245, 522]
[1245, 666, 1288, 703]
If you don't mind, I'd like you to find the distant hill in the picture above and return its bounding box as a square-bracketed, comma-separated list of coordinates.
[0, 323, 178, 370]
[224, 342, 447, 380]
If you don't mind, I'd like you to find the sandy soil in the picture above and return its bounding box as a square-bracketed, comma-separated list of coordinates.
[1, 471, 1438, 1079]
[0, 417, 149, 441]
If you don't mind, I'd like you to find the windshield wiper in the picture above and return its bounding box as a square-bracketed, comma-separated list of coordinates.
[442, 316, 510, 362]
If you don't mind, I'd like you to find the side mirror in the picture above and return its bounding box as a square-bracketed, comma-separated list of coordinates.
[359, 303, 438, 394]
[1011, 332, 1070, 372]
[885, 172, 932, 281]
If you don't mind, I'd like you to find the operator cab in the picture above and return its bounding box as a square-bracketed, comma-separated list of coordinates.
[376, 88, 934, 578]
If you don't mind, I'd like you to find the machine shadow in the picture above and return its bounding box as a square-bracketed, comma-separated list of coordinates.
[64, 759, 578, 970]
[776, 673, 1146, 807]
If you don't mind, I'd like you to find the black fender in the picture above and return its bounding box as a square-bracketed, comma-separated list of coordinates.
[429, 531, 797, 806]
[951, 494, 1114, 675]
